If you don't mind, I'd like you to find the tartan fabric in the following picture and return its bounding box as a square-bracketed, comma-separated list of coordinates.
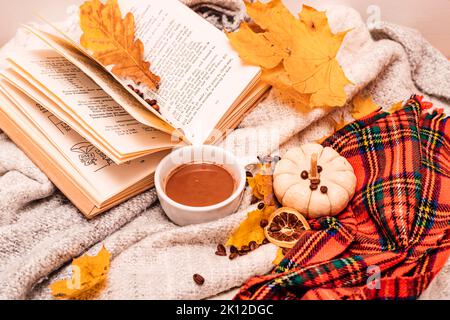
[235, 96, 450, 300]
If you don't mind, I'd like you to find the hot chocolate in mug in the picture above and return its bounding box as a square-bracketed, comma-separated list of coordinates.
[155, 145, 246, 226]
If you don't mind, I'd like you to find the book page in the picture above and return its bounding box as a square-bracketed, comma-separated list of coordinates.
[1, 67, 125, 161]
[24, 26, 177, 137]
[0, 80, 168, 204]
[1, 68, 103, 153]
[7, 49, 177, 163]
[0, 67, 131, 164]
[39, 0, 260, 144]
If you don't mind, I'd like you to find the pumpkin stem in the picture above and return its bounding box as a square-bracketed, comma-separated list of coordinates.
[310, 153, 319, 179]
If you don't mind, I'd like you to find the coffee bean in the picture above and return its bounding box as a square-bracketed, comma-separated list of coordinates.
[246, 171, 253, 178]
[229, 252, 238, 260]
[260, 219, 269, 228]
[193, 274, 205, 285]
[145, 99, 158, 106]
[127, 84, 134, 91]
[310, 184, 318, 191]
[152, 104, 160, 112]
[216, 244, 226, 255]
[310, 178, 321, 185]
[215, 250, 227, 256]
[230, 246, 238, 254]
[301, 171, 309, 180]
[270, 225, 281, 232]
[249, 241, 258, 251]
[134, 88, 140, 94]
[257, 202, 265, 210]
[238, 250, 248, 256]
[262, 238, 269, 245]
[317, 166, 323, 173]
[241, 245, 250, 252]
[320, 186, 328, 194]
[139, 92, 145, 99]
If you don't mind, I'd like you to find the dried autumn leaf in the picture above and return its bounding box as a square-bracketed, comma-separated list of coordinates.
[227, 1, 351, 108]
[226, 159, 280, 250]
[316, 136, 328, 145]
[351, 94, 381, 119]
[80, 0, 160, 90]
[261, 65, 311, 109]
[229, 23, 285, 69]
[50, 246, 111, 299]
[316, 114, 349, 144]
[332, 114, 348, 132]
[300, 5, 330, 32]
[317, 95, 383, 144]
[247, 162, 276, 206]
[388, 101, 405, 114]
[286, 8, 350, 108]
[273, 248, 285, 265]
[226, 206, 276, 249]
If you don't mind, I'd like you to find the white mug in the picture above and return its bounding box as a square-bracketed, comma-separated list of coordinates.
[155, 145, 246, 226]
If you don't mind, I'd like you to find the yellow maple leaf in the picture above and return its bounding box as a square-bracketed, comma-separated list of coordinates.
[247, 162, 276, 206]
[388, 101, 405, 114]
[227, 160, 280, 250]
[273, 248, 285, 265]
[50, 246, 111, 300]
[300, 5, 331, 32]
[351, 94, 381, 119]
[226, 206, 276, 249]
[332, 114, 349, 131]
[245, 1, 299, 57]
[316, 136, 327, 145]
[261, 65, 311, 110]
[316, 113, 349, 144]
[79, 0, 160, 90]
[317, 95, 382, 144]
[228, 23, 285, 69]
[227, 1, 351, 108]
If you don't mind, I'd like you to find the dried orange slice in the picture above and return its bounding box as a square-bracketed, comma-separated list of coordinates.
[264, 207, 310, 248]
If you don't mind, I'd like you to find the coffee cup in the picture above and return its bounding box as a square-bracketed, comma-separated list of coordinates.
[155, 145, 246, 226]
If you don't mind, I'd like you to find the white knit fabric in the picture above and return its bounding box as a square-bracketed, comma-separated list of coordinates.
[0, 0, 449, 300]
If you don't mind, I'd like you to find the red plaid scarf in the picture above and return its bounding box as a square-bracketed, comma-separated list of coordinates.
[235, 96, 450, 300]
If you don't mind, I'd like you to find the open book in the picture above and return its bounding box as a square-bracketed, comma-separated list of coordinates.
[0, 0, 269, 218]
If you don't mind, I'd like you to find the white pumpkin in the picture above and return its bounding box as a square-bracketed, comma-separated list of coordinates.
[273, 143, 357, 218]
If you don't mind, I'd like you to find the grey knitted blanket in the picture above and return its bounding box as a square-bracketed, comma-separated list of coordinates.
[0, 0, 449, 300]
